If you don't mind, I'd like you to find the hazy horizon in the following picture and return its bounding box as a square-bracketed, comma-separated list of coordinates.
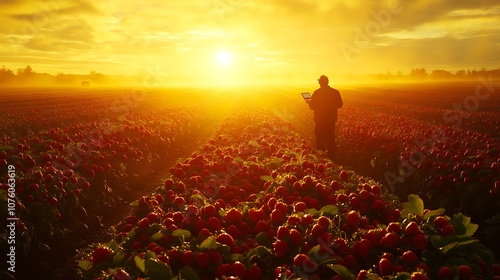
[1, 1, 499, 86]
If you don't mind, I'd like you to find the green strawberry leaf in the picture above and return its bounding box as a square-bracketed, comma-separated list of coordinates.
[179, 266, 199, 280]
[229, 253, 244, 262]
[135, 255, 146, 273]
[423, 208, 445, 220]
[452, 213, 478, 237]
[318, 205, 338, 216]
[255, 232, 270, 245]
[199, 235, 217, 250]
[260, 175, 274, 182]
[327, 264, 355, 280]
[249, 140, 260, 149]
[146, 258, 172, 280]
[441, 239, 478, 254]
[172, 229, 191, 239]
[247, 246, 272, 259]
[78, 259, 92, 271]
[107, 240, 118, 252]
[130, 200, 139, 207]
[149, 231, 163, 242]
[112, 250, 124, 266]
[401, 194, 424, 218]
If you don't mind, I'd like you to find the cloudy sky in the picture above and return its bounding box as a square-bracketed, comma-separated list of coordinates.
[1, 0, 499, 85]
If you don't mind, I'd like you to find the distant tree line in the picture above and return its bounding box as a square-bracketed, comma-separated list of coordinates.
[0, 65, 499, 86]
[0, 65, 136, 86]
[371, 68, 500, 81]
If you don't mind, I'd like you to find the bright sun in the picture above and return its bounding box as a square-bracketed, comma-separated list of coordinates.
[215, 51, 233, 66]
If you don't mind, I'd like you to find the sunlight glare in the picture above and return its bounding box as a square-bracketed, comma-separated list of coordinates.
[216, 51, 233, 66]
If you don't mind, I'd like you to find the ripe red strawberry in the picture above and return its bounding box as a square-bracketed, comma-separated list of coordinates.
[352, 240, 370, 259]
[137, 217, 150, 230]
[387, 222, 402, 233]
[440, 224, 456, 236]
[318, 216, 330, 228]
[378, 258, 394, 276]
[357, 270, 369, 280]
[458, 265, 473, 279]
[337, 193, 349, 203]
[273, 240, 289, 258]
[401, 250, 419, 266]
[477, 260, 489, 274]
[203, 204, 217, 218]
[433, 216, 449, 228]
[172, 212, 184, 224]
[411, 271, 429, 280]
[289, 229, 303, 245]
[92, 246, 113, 265]
[146, 212, 160, 224]
[293, 253, 309, 266]
[207, 217, 222, 231]
[244, 264, 263, 280]
[493, 264, 500, 275]
[346, 210, 360, 226]
[437, 266, 454, 279]
[113, 269, 129, 280]
[333, 238, 350, 256]
[247, 207, 266, 224]
[267, 197, 278, 209]
[208, 249, 222, 265]
[380, 232, 399, 248]
[49, 197, 58, 207]
[363, 229, 382, 247]
[340, 170, 350, 182]
[405, 221, 421, 236]
[301, 214, 314, 226]
[411, 233, 428, 251]
[275, 202, 289, 215]
[181, 250, 195, 267]
[394, 264, 406, 273]
[359, 190, 371, 201]
[271, 209, 284, 224]
[344, 254, 359, 270]
[310, 224, 325, 238]
[232, 261, 245, 277]
[277, 226, 289, 241]
[276, 185, 289, 197]
[294, 201, 307, 213]
[195, 252, 210, 269]
[215, 263, 232, 279]
[371, 184, 381, 194]
[225, 208, 243, 224]
[216, 232, 235, 247]
[415, 262, 429, 273]
[287, 215, 300, 226]
[371, 199, 385, 212]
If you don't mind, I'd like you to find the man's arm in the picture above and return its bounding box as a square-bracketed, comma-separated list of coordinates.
[336, 90, 343, 109]
[309, 91, 316, 110]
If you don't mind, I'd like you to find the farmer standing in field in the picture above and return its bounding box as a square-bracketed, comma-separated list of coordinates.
[308, 75, 343, 160]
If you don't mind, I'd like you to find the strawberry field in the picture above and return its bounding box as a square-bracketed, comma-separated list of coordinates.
[1, 82, 499, 280]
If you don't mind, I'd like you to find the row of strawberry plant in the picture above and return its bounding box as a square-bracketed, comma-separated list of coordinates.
[77, 106, 499, 279]
[0, 92, 225, 278]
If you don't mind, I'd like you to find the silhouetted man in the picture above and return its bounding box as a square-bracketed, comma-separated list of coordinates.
[308, 75, 343, 160]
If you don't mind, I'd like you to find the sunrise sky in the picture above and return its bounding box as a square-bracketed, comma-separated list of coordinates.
[1, 0, 499, 86]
